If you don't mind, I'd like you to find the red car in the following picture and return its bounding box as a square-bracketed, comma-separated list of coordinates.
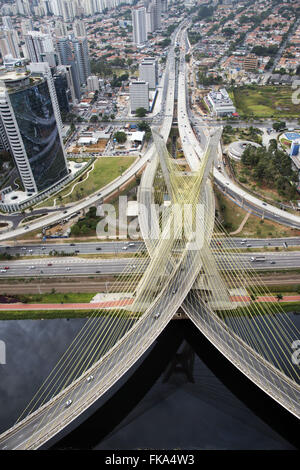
[47, 263, 53, 266]
[4, 266, 9, 270]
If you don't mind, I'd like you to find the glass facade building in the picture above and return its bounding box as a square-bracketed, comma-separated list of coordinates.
[9, 79, 68, 192]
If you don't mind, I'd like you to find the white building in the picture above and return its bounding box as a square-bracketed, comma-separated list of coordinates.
[139, 57, 157, 89]
[132, 7, 147, 45]
[25, 31, 55, 63]
[205, 88, 236, 117]
[129, 80, 149, 112]
[87, 75, 100, 92]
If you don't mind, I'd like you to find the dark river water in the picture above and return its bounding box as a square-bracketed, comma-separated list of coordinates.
[0, 315, 299, 450]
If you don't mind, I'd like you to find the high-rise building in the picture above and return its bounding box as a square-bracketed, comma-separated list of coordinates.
[129, 80, 149, 112]
[73, 20, 86, 38]
[25, 31, 54, 63]
[0, 30, 20, 59]
[87, 75, 99, 92]
[132, 7, 147, 45]
[54, 20, 68, 37]
[72, 37, 90, 85]
[20, 19, 34, 37]
[56, 37, 81, 100]
[0, 69, 69, 194]
[153, 0, 161, 30]
[139, 57, 157, 89]
[146, 3, 155, 34]
[2, 16, 13, 30]
[161, 0, 167, 12]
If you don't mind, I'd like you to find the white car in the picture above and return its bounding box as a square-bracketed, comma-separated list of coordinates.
[87, 375, 94, 382]
[65, 399, 72, 407]
[122, 246, 128, 250]
[154, 312, 161, 319]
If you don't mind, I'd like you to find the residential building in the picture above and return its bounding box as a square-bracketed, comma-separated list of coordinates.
[129, 80, 149, 112]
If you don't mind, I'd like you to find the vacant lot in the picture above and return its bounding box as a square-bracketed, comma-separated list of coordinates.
[231, 86, 300, 118]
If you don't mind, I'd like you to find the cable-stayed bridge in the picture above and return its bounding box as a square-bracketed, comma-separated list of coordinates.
[0, 26, 299, 450]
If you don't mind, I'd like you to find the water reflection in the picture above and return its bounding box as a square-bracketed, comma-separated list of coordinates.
[0, 317, 299, 449]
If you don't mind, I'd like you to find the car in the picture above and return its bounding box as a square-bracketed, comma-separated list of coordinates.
[0, 269, 6, 273]
[128, 243, 135, 247]
[47, 263, 53, 266]
[154, 312, 161, 319]
[21, 247, 27, 251]
[4, 266, 9, 270]
[270, 261, 276, 264]
[172, 289, 177, 294]
[25, 225, 29, 230]
[30, 266, 35, 269]
[75, 250, 80, 253]
[70, 243, 75, 246]
[87, 375, 94, 382]
[63, 210, 68, 214]
[246, 244, 251, 247]
[96, 270, 101, 273]
[65, 399, 72, 407]
[262, 202, 267, 206]
[96, 247, 102, 251]
[65, 267, 71, 271]
[122, 246, 128, 250]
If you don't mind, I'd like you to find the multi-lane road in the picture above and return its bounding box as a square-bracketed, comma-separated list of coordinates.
[1, 237, 300, 257]
[1, 251, 300, 278]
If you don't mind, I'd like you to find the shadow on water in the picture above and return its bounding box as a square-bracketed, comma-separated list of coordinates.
[50, 321, 183, 450]
[50, 320, 300, 450]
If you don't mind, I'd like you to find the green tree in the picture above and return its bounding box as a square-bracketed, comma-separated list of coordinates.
[135, 107, 147, 118]
[114, 131, 127, 143]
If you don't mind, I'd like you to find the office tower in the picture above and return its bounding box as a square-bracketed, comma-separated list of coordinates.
[0, 116, 10, 152]
[73, 20, 86, 38]
[57, 64, 77, 104]
[20, 19, 34, 36]
[0, 30, 20, 59]
[56, 37, 81, 100]
[53, 67, 70, 114]
[132, 7, 147, 45]
[153, 0, 161, 29]
[129, 80, 149, 112]
[2, 16, 13, 30]
[87, 75, 99, 92]
[139, 57, 157, 89]
[72, 37, 90, 85]
[0, 69, 68, 194]
[25, 31, 54, 63]
[28, 62, 63, 131]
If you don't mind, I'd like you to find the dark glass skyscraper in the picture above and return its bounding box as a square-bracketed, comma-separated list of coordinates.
[0, 70, 68, 194]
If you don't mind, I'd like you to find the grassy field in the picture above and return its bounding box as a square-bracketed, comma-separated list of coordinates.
[36, 156, 136, 208]
[3, 292, 97, 304]
[230, 86, 300, 118]
[215, 187, 300, 238]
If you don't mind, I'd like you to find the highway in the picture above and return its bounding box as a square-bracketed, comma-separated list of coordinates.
[2, 236, 300, 257]
[1, 251, 300, 278]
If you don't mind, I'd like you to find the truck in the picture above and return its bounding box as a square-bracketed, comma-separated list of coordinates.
[250, 256, 266, 262]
